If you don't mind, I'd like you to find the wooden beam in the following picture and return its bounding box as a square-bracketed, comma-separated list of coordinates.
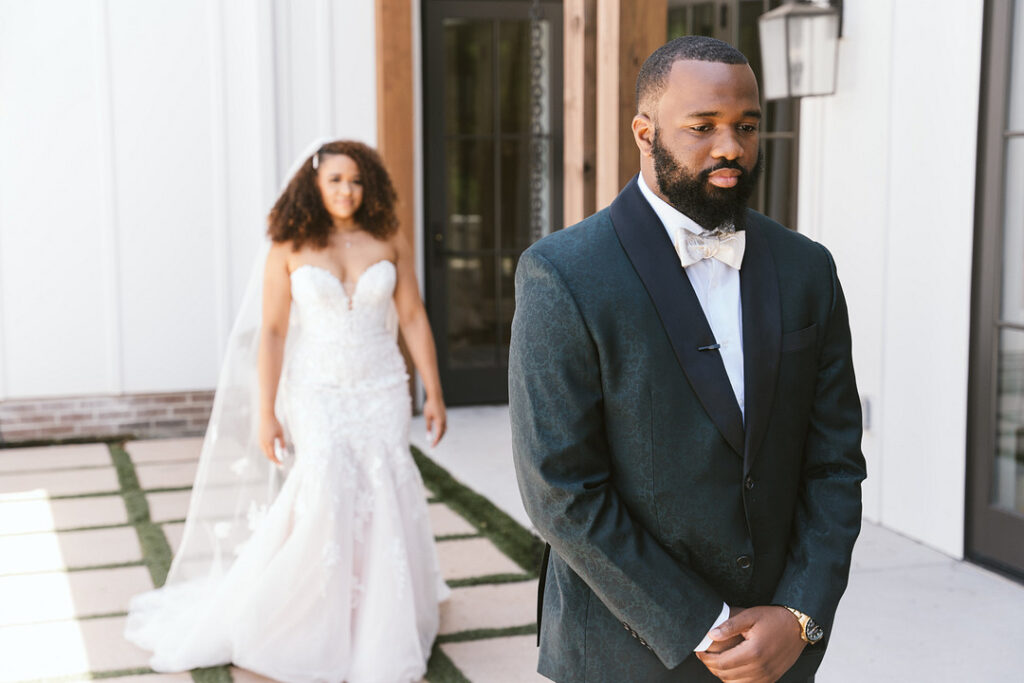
[563, 0, 597, 226]
[375, 0, 417, 400]
[375, 0, 415, 251]
[595, 0, 667, 208]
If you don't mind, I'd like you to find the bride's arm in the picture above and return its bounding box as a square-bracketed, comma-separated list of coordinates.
[257, 243, 293, 463]
[391, 231, 447, 446]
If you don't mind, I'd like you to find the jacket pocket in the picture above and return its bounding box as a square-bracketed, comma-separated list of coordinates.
[781, 323, 818, 353]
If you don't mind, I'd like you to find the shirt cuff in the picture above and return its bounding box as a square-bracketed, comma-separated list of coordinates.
[694, 602, 731, 652]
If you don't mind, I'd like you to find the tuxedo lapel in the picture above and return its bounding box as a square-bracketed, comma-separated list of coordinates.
[739, 214, 781, 474]
[610, 177, 745, 458]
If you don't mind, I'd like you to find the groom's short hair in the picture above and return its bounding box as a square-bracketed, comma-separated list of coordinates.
[636, 36, 749, 113]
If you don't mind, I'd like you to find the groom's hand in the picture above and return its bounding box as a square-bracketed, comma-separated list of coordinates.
[696, 605, 805, 683]
[704, 605, 745, 654]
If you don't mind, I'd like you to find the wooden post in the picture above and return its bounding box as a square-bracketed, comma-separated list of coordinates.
[375, 0, 415, 250]
[375, 0, 417, 401]
[595, 0, 667, 208]
[564, 0, 597, 227]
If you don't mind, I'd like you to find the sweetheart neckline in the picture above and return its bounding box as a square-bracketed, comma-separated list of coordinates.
[290, 260, 395, 301]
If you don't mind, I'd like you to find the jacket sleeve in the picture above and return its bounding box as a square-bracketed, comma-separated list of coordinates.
[771, 245, 867, 633]
[509, 247, 724, 669]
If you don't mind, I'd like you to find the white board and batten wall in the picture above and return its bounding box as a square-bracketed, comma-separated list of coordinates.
[798, 0, 985, 558]
[0, 0, 377, 402]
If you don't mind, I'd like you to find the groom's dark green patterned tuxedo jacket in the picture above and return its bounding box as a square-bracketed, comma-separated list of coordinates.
[509, 178, 866, 682]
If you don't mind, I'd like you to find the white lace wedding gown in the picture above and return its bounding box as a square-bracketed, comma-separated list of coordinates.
[125, 260, 448, 683]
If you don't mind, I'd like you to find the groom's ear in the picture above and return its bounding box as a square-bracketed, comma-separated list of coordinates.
[632, 113, 655, 157]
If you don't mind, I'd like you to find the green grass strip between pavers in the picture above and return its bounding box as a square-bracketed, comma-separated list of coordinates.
[411, 445, 544, 576]
[16, 667, 152, 682]
[445, 572, 534, 589]
[426, 642, 472, 683]
[437, 623, 538, 644]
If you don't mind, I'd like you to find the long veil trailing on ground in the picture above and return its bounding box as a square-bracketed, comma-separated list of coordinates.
[125, 138, 400, 650]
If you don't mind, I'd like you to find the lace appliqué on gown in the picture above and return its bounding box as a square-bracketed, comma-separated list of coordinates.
[124, 261, 448, 683]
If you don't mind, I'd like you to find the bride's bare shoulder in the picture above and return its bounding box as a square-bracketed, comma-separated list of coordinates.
[386, 229, 410, 260]
[266, 240, 294, 272]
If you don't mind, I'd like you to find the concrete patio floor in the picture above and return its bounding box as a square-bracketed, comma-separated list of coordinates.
[414, 405, 1024, 683]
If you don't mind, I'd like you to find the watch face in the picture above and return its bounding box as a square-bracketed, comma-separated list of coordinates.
[805, 619, 824, 643]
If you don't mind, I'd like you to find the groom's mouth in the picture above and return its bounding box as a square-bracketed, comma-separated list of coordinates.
[707, 169, 741, 189]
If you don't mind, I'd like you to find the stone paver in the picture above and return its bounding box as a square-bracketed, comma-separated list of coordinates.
[125, 437, 203, 464]
[135, 461, 198, 490]
[0, 615, 150, 681]
[0, 467, 120, 497]
[0, 493, 128, 534]
[441, 634, 546, 683]
[0, 526, 142, 574]
[162, 521, 185, 554]
[429, 503, 477, 537]
[0, 443, 111, 473]
[437, 537, 524, 581]
[440, 579, 538, 635]
[0, 566, 152, 625]
[146, 489, 193, 523]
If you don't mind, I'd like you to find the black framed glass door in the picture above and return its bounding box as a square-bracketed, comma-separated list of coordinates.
[423, 0, 563, 405]
[968, 0, 1024, 577]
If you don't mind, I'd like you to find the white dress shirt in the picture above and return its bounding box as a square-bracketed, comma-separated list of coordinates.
[636, 173, 741, 651]
[636, 173, 746, 418]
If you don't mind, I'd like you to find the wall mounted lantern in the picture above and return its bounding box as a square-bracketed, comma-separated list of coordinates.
[758, 0, 842, 101]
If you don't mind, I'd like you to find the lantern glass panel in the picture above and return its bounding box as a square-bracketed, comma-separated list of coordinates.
[758, 15, 789, 100]
[786, 12, 839, 97]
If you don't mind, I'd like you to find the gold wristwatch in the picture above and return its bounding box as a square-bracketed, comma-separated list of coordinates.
[783, 606, 824, 645]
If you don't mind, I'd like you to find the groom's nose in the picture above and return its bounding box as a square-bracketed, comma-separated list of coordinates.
[710, 130, 744, 161]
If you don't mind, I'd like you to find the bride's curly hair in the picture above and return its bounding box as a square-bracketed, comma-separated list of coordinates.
[267, 140, 398, 250]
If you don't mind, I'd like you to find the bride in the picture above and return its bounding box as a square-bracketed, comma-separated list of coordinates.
[125, 140, 449, 682]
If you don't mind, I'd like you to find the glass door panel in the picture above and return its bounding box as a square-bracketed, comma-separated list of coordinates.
[994, 328, 1024, 515]
[424, 0, 562, 405]
[969, 0, 1024, 577]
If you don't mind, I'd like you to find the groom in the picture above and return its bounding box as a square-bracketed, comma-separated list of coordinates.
[509, 36, 865, 683]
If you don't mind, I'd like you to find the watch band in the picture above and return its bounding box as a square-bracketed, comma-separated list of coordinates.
[782, 606, 823, 644]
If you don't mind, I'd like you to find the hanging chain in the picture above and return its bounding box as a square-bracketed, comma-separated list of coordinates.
[528, 0, 546, 243]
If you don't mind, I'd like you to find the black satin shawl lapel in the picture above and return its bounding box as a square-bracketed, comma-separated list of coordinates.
[740, 214, 781, 474]
[610, 177, 745, 458]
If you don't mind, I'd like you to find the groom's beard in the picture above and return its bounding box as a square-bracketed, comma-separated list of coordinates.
[651, 130, 764, 232]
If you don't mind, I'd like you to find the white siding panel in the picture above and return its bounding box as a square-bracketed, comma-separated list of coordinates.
[797, 0, 895, 525]
[222, 2, 272, 319]
[0, 0, 112, 398]
[106, 0, 219, 392]
[330, 0, 377, 146]
[0, 1, 381, 400]
[879, 0, 984, 558]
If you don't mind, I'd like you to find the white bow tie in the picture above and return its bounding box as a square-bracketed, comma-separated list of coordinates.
[674, 227, 746, 270]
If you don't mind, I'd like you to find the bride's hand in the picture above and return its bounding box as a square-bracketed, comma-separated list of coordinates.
[424, 397, 447, 447]
[259, 415, 284, 465]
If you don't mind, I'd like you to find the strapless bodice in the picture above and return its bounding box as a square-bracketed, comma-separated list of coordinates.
[285, 261, 407, 391]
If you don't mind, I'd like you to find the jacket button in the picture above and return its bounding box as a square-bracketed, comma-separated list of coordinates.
[744, 476, 755, 490]
[736, 555, 752, 570]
